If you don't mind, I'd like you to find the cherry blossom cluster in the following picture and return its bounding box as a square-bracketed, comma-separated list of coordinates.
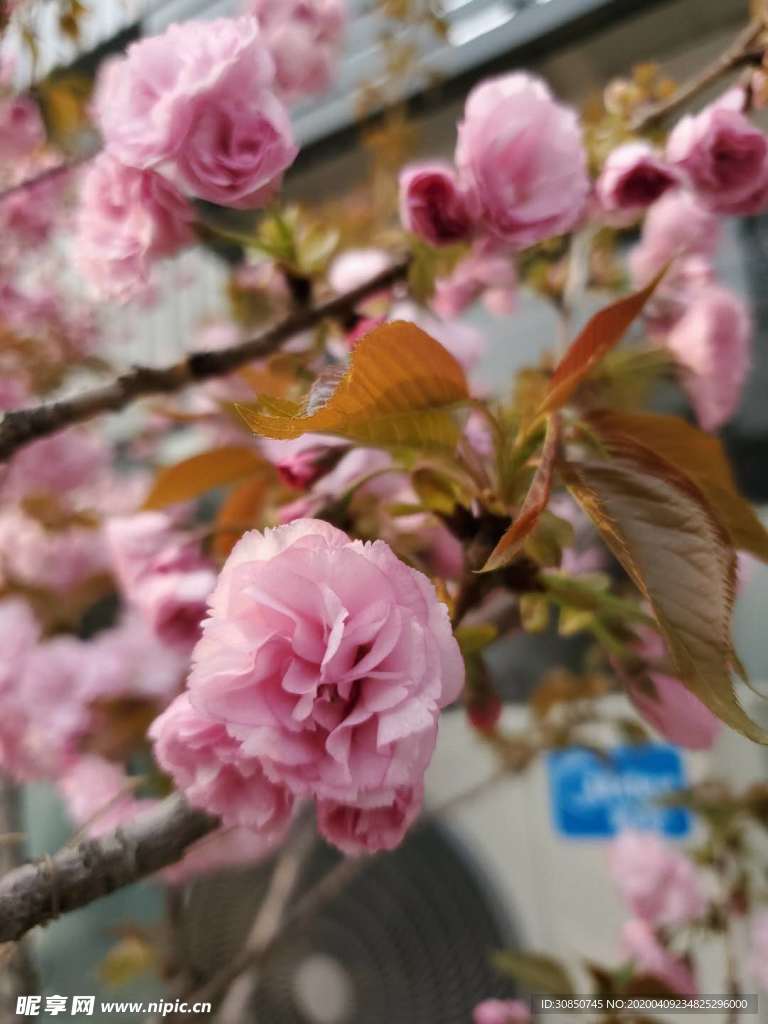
[150, 518, 464, 856]
[242, 0, 346, 103]
[76, 16, 299, 301]
[400, 74, 764, 433]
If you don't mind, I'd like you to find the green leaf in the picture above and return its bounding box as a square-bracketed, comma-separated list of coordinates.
[586, 409, 768, 562]
[539, 271, 664, 415]
[492, 950, 575, 995]
[143, 446, 268, 510]
[237, 320, 470, 453]
[481, 415, 561, 572]
[565, 444, 768, 743]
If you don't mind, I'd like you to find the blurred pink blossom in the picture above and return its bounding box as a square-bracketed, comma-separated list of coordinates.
[92, 18, 274, 169]
[243, 0, 345, 101]
[456, 73, 589, 249]
[432, 243, 516, 319]
[474, 1000, 531, 1024]
[596, 142, 680, 216]
[0, 94, 44, 160]
[106, 511, 216, 649]
[174, 87, 297, 210]
[75, 154, 194, 301]
[621, 919, 697, 995]
[665, 284, 751, 431]
[667, 98, 768, 214]
[609, 831, 706, 927]
[399, 161, 476, 246]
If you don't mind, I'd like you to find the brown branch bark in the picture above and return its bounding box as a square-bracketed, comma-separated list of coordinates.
[0, 794, 216, 944]
[631, 17, 765, 132]
[0, 257, 410, 463]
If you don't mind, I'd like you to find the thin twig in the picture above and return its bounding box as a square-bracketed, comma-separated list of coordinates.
[0, 257, 410, 462]
[631, 18, 765, 132]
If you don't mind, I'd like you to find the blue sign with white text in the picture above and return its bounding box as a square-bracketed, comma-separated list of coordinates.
[548, 744, 691, 839]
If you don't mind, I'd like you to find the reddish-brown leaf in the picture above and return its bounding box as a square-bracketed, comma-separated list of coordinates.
[212, 475, 273, 560]
[482, 415, 561, 572]
[566, 442, 768, 743]
[586, 409, 768, 562]
[539, 272, 663, 415]
[143, 446, 268, 510]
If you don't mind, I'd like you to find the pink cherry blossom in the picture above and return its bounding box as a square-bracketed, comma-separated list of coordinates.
[667, 101, 768, 215]
[328, 248, 392, 295]
[107, 512, 217, 649]
[80, 613, 186, 706]
[59, 751, 282, 884]
[13, 637, 94, 779]
[174, 87, 297, 209]
[162, 823, 283, 885]
[456, 73, 589, 249]
[609, 831, 706, 927]
[188, 520, 463, 829]
[0, 428, 108, 502]
[243, 0, 345, 101]
[399, 162, 475, 246]
[0, 599, 41, 778]
[151, 692, 294, 837]
[665, 284, 751, 431]
[596, 142, 680, 216]
[626, 670, 722, 751]
[474, 1000, 531, 1024]
[317, 785, 422, 855]
[630, 190, 720, 287]
[749, 911, 768, 990]
[621, 919, 697, 995]
[0, 509, 110, 594]
[59, 754, 146, 838]
[92, 18, 274, 169]
[75, 154, 194, 301]
[0, 94, 45, 160]
[432, 243, 516, 319]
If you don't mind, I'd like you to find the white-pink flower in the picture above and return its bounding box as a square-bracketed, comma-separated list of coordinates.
[609, 831, 706, 927]
[456, 73, 589, 249]
[665, 284, 751, 432]
[75, 154, 194, 301]
[184, 519, 463, 850]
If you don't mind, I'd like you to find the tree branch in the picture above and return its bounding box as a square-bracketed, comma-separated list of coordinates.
[0, 794, 216, 944]
[0, 257, 410, 463]
[631, 17, 765, 132]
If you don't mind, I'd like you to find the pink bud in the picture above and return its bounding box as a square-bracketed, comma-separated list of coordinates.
[399, 161, 475, 246]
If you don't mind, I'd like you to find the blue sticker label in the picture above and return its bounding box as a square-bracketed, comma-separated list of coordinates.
[548, 744, 691, 839]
